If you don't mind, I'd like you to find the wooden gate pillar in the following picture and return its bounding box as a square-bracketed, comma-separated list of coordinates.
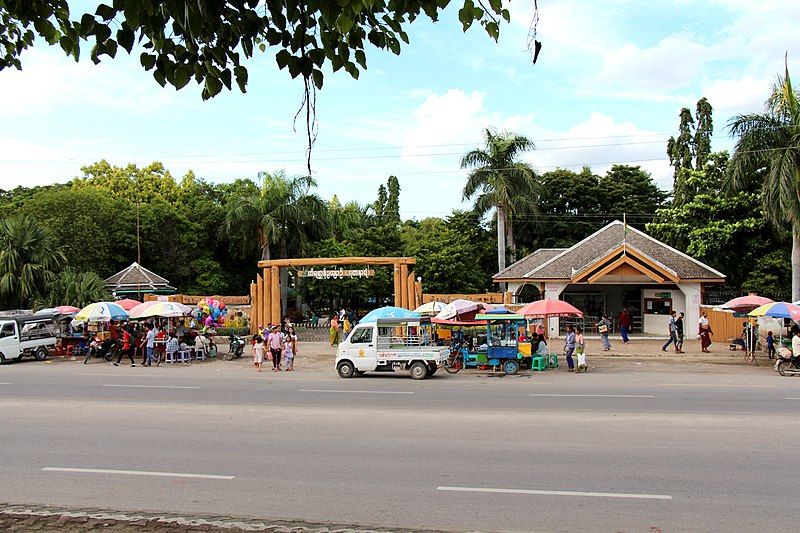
[271, 266, 280, 324]
[393, 263, 402, 307]
[399, 264, 409, 309]
[261, 268, 270, 328]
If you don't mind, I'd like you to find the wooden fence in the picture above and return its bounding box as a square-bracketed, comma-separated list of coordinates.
[700, 305, 747, 342]
[422, 292, 513, 304]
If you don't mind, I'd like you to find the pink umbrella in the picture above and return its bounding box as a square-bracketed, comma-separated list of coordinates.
[518, 299, 584, 318]
[721, 294, 773, 313]
[116, 298, 143, 311]
[54, 305, 80, 315]
[128, 301, 159, 319]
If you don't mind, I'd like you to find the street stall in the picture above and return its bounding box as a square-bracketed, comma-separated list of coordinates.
[73, 302, 129, 363]
[518, 299, 584, 371]
[472, 312, 529, 375]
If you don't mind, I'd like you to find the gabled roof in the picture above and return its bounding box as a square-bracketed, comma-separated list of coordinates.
[494, 221, 725, 282]
[493, 248, 565, 280]
[105, 262, 176, 293]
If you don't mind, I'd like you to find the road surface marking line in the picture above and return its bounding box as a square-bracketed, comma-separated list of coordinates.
[436, 486, 672, 500]
[662, 383, 777, 387]
[0, 382, 11, 385]
[300, 389, 414, 395]
[786, 397, 800, 400]
[101, 384, 199, 390]
[42, 467, 233, 480]
[528, 393, 655, 398]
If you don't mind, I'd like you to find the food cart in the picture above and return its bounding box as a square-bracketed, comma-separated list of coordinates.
[472, 313, 530, 375]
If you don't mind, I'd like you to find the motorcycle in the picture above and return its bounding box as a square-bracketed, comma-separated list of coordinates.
[444, 340, 467, 374]
[84, 339, 119, 364]
[776, 354, 800, 376]
[227, 334, 245, 360]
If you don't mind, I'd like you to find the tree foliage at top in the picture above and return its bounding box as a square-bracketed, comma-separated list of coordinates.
[667, 97, 714, 198]
[1, 0, 511, 98]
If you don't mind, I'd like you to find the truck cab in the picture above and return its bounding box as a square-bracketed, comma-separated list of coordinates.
[335, 318, 448, 380]
[0, 315, 57, 364]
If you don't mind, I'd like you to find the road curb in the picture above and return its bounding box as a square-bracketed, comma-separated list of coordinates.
[0, 503, 447, 532]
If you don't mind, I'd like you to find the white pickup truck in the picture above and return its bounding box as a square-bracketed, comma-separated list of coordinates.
[335, 318, 448, 380]
[0, 315, 57, 364]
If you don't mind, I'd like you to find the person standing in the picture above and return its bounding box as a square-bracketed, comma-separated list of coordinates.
[252, 334, 264, 372]
[699, 311, 713, 353]
[618, 308, 632, 344]
[597, 314, 612, 351]
[662, 311, 678, 352]
[766, 330, 776, 359]
[144, 323, 156, 366]
[268, 326, 284, 371]
[675, 312, 685, 353]
[284, 326, 297, 371]
[564, 325, 576, 372]
[329, 315, 340, 346]
[342, 316, 352, 339]
[113, 326, 136, 367]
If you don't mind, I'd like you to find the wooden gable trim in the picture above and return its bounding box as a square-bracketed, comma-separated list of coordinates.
[585, 255, 665, 284]
[572, 244, 680, 284]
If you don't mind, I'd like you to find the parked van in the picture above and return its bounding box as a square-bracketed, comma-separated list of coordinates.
[0, 315, 57, 363]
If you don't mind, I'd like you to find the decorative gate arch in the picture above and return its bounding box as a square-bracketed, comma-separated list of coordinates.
[250, 257, 419, 332]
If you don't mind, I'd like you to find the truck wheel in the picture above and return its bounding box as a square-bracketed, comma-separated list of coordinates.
[410, 361, 428, 380]
[337, 360, 355, 378]
[34, 347, 48, 361]
[503, 359, 520, 375]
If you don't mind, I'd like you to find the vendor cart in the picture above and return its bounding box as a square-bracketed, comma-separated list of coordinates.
[473, 313, 530, 375]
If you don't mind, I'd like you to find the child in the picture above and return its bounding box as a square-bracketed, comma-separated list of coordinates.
[575, 326, 587, 373]
[284, 326, 297, 371]
[252, 334, 264, 372]
[767, 331, 775, 359]
[165, 331, 179, 363]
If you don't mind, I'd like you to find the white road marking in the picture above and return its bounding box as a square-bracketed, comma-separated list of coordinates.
[437, 486, 672, 500]
[786, 397, 800, 400]
[665, 383, 777, 387]
[300, 389, 414, 395]
[101, 384, 199, 390]
[42, 467, 233, 480]
[0, 382, 11, 385]
[529, 393, 654, 398]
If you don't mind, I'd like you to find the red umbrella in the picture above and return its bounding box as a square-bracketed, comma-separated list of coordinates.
[721, 294, 773, 313]
[54, 305, 80, 315]
[518, 299, 584, 318]
[115, 298, 143, 311]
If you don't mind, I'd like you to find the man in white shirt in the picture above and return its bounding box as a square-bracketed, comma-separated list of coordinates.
[792, 329, 800, 360]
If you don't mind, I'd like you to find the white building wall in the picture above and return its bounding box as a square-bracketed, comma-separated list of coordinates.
[543, 282, 568, 338]
[678, 283, 702, 339]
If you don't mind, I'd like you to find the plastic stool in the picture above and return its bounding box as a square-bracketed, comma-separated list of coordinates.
[176, 350, 190, 363]
[164, 351, 175, 364]
[530, 356, 547, 373]
[194, 348, 206, 361]
[547, 353, 559, 368]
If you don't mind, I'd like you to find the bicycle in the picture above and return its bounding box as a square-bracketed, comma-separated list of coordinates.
[444, 341, 466, 374]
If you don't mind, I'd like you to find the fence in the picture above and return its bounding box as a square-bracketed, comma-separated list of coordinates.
[700, 305, 747, 343]
[422, 292, 513, 304]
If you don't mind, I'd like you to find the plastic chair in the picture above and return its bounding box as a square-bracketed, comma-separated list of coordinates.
[530, 356, 547, 373]
[164, 351, 175, 364]
[176, 350, 190, 363]
[194, 348, 206, 361]
[547, 353, 559, 368]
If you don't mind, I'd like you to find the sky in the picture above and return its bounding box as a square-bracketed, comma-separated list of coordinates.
[0, 0, 798, 220]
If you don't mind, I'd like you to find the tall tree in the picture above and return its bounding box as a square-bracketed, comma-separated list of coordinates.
[0, 214, 65, 309]
[386, 176, 401, 225]
[667, 107, 695, 184]
[694, 97, 714, 169]
[461, 129, 537, 282]
[726, 63, 800, 300]
[222, 171, 327, 314]
[669, 98, 715, 204]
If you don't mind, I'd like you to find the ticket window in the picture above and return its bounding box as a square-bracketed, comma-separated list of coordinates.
[644, 297, 673, 315]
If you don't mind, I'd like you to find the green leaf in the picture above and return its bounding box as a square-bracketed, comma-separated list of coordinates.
[153, 67, 167, 87]
[204, 75, 223, 97]
[95, 4, 116, 21]
[80, 14, 95, 35]
[173, 65, 191, 89]
[486, 21, 499, 41]
[275, 49, 291, 70]
[336, 13, 354, 34]
[117, 27, 134, 52]
[220, 68, 232, 90]
[354, 49, 366, 68]
[233, 66, 248, 92]
[312, 68, 323, 89]
[140, 53, 156, 70]
[105, 39, 118, 58]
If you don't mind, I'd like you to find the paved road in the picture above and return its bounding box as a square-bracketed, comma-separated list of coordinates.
[1, 359, 798, 532]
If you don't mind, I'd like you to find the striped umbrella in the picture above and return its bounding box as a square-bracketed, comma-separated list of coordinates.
[74, 302, 129, 322]
[748, 301, 800, 322]
[129, 301, 192, 319]
[115, 298, 143, 310]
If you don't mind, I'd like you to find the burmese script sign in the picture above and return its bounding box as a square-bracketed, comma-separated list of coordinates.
[297, 268, 376, 279]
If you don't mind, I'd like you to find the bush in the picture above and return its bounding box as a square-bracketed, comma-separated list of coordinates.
[214, 327, 250, 337]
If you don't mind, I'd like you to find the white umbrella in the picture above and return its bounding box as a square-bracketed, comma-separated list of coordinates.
[414, 301, 446, 316]
[436, 299, 480, 320]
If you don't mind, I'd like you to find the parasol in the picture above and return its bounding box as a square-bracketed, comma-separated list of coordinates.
[74, 302, 129, 322]
[360, 306, 421, 323]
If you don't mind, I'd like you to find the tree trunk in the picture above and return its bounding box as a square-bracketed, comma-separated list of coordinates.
[497, 204, 507, 293]
[507, 214, 516, 264]
[261, 243, 271, 261]
[280, 237, 289, 318]
[793, 225, 800, 302]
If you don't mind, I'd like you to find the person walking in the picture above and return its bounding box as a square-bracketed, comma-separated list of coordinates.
[329, 315, 340, 346]
[113, 326, 136, 367]
[342, 316, 352, 340]
[252, 334, 264, 372]
[699, 311, 713, 353]
[575, 326, 587, 373]
[662, 311, 678, 352]
[284, 326, 297, 371]
[268, 326, 284, 371]
[564, 325, 576, 372]
[675, 312, 685, 353]
[597, 314, 612, 351]
[618, 308, 632, 344]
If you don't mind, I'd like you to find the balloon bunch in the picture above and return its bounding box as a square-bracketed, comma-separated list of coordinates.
[194, 298, 228, 328]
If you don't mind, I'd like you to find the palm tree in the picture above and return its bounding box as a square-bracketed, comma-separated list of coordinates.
[726, 62, 800, 300]
[35, 269, 111, 309]
[461, 128, 538, 285]
[222, 170, 327, 314]
[0, 214, 66, 309]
